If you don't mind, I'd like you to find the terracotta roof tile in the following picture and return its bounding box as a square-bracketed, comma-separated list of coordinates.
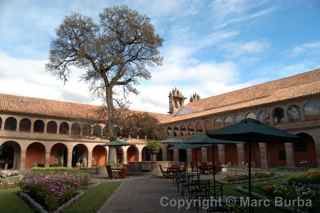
[161, 68, 320, 124]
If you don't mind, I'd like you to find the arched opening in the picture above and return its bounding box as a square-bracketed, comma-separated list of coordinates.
[167, 146, 174, 161]
[103, 126, 109, 138]
[71, 123, 81, 136]
[167, 127, 172, 136]
[225, 144, 238, 166]
[142, 147, 152, 161]
[244, 143, 260, 168]
[207, 145, 219, 165]
[267, 142, 286, 167]
[47, 121, 57, 134]
[156, 148, 163, 161]
[72, 144, 88, 167]
[287, 105, 301, 122]
[19, 118, 31, 132]
[26, 142, 46, 169]
[127, 145, 139, 162]
[0, 141, 21, 169]
[50, 143, 68, 167]
[173, 126, 179, 137]
[303, 99, 320, 120]
[195, 122, 203, 133]
[192, 148, 201, 163]
[0, 117, 2, 129]
[215, 118, 224, 128]
[93, 125, 102, 137]
[272, 107, 285, 124]
[92, 145, 106, 167]
[257, 110, 270, 123]
[116, 147, 124, 164]
[34, 120, 45, 133]
[179, 149, 187, 162]
[294, 133, 317, 167]
[59, 122, 69, 135]
[4, 117, 17, 131]
[82, 124, 91, 136]
[224, 116, 233, 126]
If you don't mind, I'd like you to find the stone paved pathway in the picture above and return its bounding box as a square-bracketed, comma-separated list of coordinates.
[98, 176, 197, 213]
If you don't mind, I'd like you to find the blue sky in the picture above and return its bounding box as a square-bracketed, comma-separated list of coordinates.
[0, 0, 320, 113]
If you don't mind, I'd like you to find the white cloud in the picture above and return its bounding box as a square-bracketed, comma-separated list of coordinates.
[210, 0, 275, 30]
[221, 40, 270, 57]
[290, 41, 320, 57]
[0, 52, 97, 104]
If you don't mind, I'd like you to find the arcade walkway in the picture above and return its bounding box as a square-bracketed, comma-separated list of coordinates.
[98, 176, 195, 213]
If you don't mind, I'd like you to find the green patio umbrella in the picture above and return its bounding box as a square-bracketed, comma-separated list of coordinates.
[105, 139, 130, 165]
[207, 118, 300, 212]
[183, 133, 240, 196]
[161, 137, 187, 144]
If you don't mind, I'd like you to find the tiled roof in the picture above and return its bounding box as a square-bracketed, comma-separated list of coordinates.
[0, 93, 170, 122]
[161, 68, 320, 124]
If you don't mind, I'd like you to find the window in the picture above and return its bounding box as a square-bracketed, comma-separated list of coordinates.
[59, 122, 69, 135]
[34, 120, 45, 133]
[4, 117, 17, 131]
[224, 116, 233, 126]
[71, 123, 81, 136]
[19, 118, 31, 132]
[47, 121, 57, 134]
[272, 107, 285, 124]
[287, 105, 301, 122]
[304, 100, 320, 120]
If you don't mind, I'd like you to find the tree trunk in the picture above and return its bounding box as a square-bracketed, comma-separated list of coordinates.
[105, 86, 115, 140]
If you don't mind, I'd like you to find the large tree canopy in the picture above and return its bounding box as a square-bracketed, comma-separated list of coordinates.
[47, 6, 163, 140]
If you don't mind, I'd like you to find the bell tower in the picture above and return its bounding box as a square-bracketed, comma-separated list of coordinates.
[189, 93, 200, 103]
[168, 88, 186, 114]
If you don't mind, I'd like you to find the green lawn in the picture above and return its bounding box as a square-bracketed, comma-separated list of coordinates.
[0, 182, 120, 213]
[0, 188, 34, 213]
[63, 181, 121, 213]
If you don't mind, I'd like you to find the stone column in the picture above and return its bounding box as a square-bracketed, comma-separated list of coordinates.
[173, 149, 179, 162]
[20, 149, 26, 170]
[258, 143, 268, 169]
[236, 143, 245, 167]
[161, 145, 167, 161]
[285, 143, 295, 168]
[218, 144, 225, 165]
[314, 136, 320, 167]
[201, 147, 208, 162]
[122, 147, 128, 164]
[138, 148, 142, 162]
[67, 147, 73, 168]
[45, 151, 50, 167]
[187, 148, 192, 166]
[87, 149, 92, 168]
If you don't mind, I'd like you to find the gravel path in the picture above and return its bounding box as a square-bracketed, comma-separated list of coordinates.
[98, 176, 197, 213]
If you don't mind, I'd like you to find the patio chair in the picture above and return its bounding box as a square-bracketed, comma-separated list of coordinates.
[106, 165, 121, 179]
[159, 165, 174, 179]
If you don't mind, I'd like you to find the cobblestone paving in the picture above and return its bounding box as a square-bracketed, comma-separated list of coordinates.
[98, 176, 197, 213]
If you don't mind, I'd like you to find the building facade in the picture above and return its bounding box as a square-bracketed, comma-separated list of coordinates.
[161, 69, 320, 168]
[1, 68, 320, 170]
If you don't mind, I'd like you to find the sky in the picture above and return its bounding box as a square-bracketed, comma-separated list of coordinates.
[0, 0, 320, 113]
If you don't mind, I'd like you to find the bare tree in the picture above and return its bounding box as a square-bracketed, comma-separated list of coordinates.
[46, 5, 163, 140]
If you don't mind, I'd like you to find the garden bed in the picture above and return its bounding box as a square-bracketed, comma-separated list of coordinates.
[19, 173, 87, 212]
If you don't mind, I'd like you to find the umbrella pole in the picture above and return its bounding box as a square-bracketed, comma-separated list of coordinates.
[212, 145, 216, 197]
[248, 143, 252, 213]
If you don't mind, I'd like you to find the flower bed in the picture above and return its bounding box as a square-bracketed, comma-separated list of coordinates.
[222, 171, 274, 182]
[20, 174, 81, 211]
[258, 170, 320, 212]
